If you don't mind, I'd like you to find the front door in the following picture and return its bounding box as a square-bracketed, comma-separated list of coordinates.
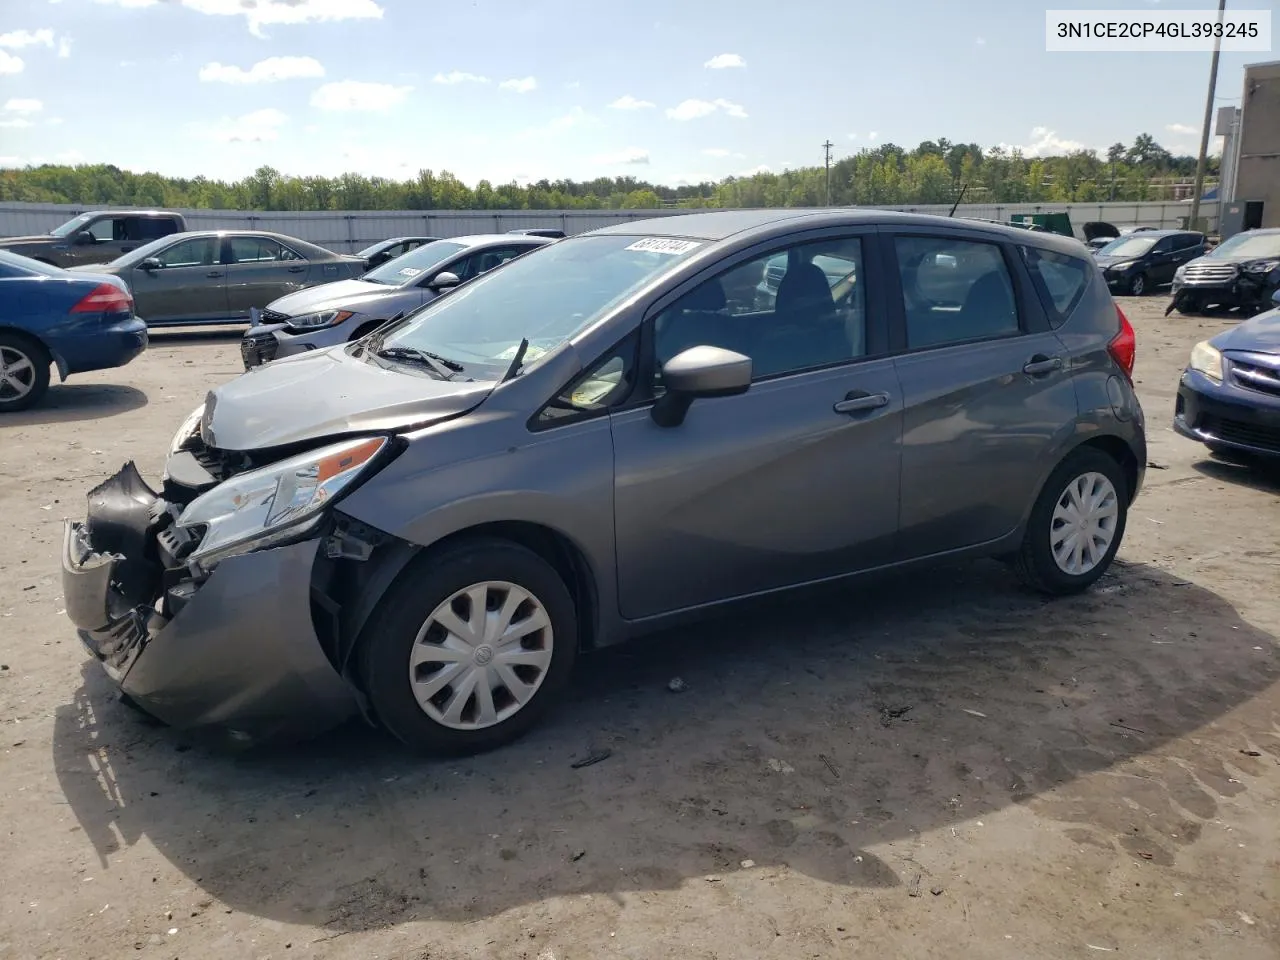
[64, 215, 130, 266]
[610, 231, 903, 620]
[130, 236, 227, 324]
[886, 230, 1077, 558]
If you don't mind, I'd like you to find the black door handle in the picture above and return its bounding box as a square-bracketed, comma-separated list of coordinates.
[1023, 354, 1063, 376]
[833, 390, 890, 414]
[207, 271, 224, 278]
[288, 265, 306, 273]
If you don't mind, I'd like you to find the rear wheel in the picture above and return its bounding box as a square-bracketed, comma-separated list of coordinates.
[1014, 448, 1128, 595]
[359, 538, 578, 755]
[0, 332, 51, 413]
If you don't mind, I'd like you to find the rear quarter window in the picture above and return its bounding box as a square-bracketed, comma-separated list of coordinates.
[1020, 246, 1091, 328]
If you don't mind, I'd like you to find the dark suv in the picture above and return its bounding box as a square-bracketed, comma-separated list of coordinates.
[63, 210, 1145, 754]
[1092, 229, 1205, 296]
[0, 210, 187, 267]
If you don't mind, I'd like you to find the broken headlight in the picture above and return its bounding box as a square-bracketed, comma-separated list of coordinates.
[169, 403, 205, 456]
[177, 435, 389, 572]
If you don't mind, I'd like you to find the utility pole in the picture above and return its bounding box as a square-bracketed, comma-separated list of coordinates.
[822, 139, 834, 206]
[1189, 0, 1226, 232]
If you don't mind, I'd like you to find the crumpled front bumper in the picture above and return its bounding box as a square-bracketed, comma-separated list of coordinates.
[60, 463, 359, 745]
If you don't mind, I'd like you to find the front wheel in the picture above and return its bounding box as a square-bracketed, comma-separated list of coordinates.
[1173, 292, 1204, 316]
[1128, 272, 1148, 297]
[359, 538, 578, 755]
[1013, 448, 1129, 596]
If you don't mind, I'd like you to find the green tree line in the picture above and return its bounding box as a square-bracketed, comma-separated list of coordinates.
[0, 133, 1216, 211]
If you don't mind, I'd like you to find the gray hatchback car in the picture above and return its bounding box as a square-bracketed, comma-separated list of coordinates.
[61, 210, 1145, 754]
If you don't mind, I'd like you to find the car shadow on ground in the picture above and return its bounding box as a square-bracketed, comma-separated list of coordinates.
[147, 327, 245, 346]
[1, 383, 147, 426]
[1194, 454, 1280, 495]
[52, 558, 1279, 931]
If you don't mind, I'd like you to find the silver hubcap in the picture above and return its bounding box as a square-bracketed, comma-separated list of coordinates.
[1132, 276, 1145, 295]
[408, 580, 553, 730]
[0, 346, 35, 400]
[1050, 472, 1119, 576]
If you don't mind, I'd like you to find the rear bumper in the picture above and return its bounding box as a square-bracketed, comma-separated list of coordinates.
[61, 464, 359, 745]
[1174, 370, 1280, 458]
[53, 316, 148, 376]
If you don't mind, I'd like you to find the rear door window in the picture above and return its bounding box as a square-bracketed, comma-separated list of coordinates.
[228, 236, 303, 264]
[133, 218, 178, 241]
[894, 236, 1020, 349]
[1019, 246, 1091, 327]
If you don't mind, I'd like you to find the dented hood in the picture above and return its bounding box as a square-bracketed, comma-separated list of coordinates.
[201, 345, 495, 451]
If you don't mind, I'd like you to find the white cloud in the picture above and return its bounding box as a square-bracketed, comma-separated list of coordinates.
[433, 70, 489, 85]
[499, 76, 537, 94]
[513, 106, 588, 142]
[702, 148, 731, 157]
[975, 37, 986, 46]
[0, 51, 23, 74]
[999, 126, 1087, 157]
[666, 98, 747, 121]
[199, 56, 324, 84]
[310, 80, 412, 111]
[1166, 122, 1197, 136]
[93, 0, 384, 38]
[869, 131, 879, 140]
[1, 148, 85, 166]
[202, 107, 289, 143]
[0, 29, 55, 49]
[47, 116, 64, 126]
[57, 36, 71, 57]
[0, 118, 33, 129]
[739, 164, 771, 176]
[591, 147, 650, 165]
[704, 53, 745, 69]
[4, 98, 43, 115]
[609, 94, 654, 110]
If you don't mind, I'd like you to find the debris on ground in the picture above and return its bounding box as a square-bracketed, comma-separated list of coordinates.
[667, 677, 688, 693]
[1239, 749, 1263, 757]
[820, 754, 840, 779]
[879, 705, 911, 727]
[570, 748, 612, 769]
[765, 758, 795, 774]
[931, 886, 944, 896]
[908, 873, 922, 897]
[962, 708, 988, 719]
[740, 859, 755, 868]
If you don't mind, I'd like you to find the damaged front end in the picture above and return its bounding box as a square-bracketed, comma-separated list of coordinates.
[61, 416, 401, 745]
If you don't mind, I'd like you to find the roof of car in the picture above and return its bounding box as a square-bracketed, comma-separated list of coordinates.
[444, 233, 553, 247]
[586, 208, 1090, 255]
[1111, 228, 1201, 238]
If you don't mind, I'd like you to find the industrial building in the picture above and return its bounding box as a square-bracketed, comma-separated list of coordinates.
[1217, 59, 1279, 235]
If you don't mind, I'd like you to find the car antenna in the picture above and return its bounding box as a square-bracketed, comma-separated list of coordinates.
[499, 338, 529, 384]
[948, 182, 969, 218]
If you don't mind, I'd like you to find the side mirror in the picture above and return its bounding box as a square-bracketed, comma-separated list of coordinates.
[1272, 288, 1280, 306]
[652, 345, 752, 428]
[73, 231, 95, 246]
[139, 257, 162, 271]
[429, 271, 461, 290]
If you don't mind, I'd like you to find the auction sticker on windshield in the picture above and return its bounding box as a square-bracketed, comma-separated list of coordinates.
[399, 267, 423, 278]
[624, 238, 703, 255]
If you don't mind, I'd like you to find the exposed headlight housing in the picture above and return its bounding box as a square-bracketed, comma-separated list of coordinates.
[286, 309, 356, 330]
[1174, 265, 1187, 279]
[1108, 261, 1136, 272]
[177, 435, 390, 573]
[1243, 259, 1280, 274]
[1189, 340, 1224, 382]
[168, 403, 205, 456]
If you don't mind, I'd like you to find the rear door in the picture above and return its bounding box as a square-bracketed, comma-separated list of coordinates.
[884, 229, 1078, 559]
[223, 235, 310, 317]
[609, 228, 903, 619]
[129, 236, 227, 324]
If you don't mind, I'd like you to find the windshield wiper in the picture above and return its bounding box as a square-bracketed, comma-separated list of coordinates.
[375, 345, 465, 379]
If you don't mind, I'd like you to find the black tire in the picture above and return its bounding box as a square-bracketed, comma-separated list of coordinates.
[1013, 447, 1129, 596]
[0, 331, 51, 413]
[1174, 293, 1204, 316]
[358, 537, 578, 755]
[1128, 272, 1148, 297]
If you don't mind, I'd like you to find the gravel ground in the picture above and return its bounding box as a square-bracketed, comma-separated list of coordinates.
[1, 297, 1278, 960]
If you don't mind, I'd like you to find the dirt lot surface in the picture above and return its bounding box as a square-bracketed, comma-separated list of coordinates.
[1, 299, 1278, 960]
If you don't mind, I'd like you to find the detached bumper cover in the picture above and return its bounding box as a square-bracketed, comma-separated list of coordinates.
[61, 463, 359, 743]
[1172, 274, 1279, 308]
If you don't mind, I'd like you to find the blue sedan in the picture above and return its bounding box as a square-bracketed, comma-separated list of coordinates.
[1175, 289, 1280, 459]
[0, 249, 148, 412]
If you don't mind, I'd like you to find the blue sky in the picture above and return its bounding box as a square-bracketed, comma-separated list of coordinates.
[0, 0, 1274, 186]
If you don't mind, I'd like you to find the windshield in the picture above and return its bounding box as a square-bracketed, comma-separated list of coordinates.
[356, 241, 387, 258]
[1209, 232, 1280, 260]
[375, 234, 706, 377]
[363, 240, 466, 285]
[0, 249, 65, 276]
[1098, 236, 1157, 258]
[104, 233, 200, 268]
[49, 213, 95, 238]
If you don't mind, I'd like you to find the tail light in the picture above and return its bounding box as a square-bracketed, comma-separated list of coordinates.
[1108, 304, 1136, 382]
[71, 282, 133, 315]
